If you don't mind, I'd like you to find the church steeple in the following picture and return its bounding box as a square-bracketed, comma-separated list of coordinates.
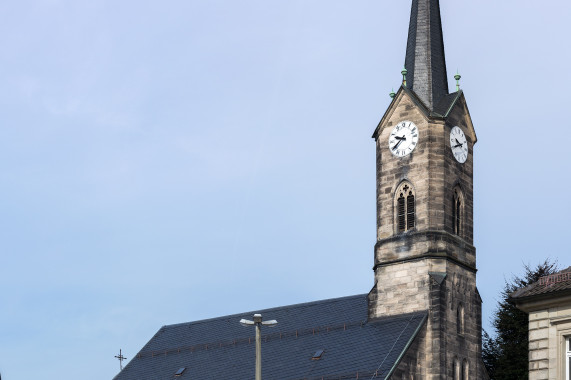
[404, 0, 449, 110]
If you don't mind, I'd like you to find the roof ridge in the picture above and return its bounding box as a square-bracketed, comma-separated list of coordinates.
[165, 293, 368, 329]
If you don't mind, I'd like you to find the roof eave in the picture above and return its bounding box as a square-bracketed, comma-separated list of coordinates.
[383, 312, 428, 380]
[510, 288, 571, 312]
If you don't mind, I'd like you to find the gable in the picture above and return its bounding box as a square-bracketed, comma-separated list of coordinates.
[372, 87, 476, 145]
[113, 295, 427, 380]
[372, 86, 431, 140]
[443, 92, 477, 144]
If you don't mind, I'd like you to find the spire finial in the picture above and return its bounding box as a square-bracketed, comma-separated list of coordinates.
[454, 71, 462, 91]
[401, 68, 408, 87]
[389, 88, 396, 99]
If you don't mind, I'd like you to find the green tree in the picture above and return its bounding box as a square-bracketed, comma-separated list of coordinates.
[483, 260, 558, 380]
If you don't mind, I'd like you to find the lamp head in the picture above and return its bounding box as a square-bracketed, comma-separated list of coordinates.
[239, 319, 255, 327]
[262, 320, 278, 327]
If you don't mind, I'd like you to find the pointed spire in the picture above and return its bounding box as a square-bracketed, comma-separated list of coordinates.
[404, 0, 449, 110]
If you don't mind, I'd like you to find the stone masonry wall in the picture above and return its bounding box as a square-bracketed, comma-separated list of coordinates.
[390, 322, 428, 379]
[373, 259, 487, 379]
[374, 92, 475, 250]
[371, 90, 485, 378]
[527, 303, 571, 380]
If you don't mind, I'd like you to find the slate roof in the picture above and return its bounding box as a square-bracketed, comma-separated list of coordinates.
[113, 294, 427, 380]
[405, 0, 449, 110]
[511, 267, 571, 301]
[432, 91, 462, 118]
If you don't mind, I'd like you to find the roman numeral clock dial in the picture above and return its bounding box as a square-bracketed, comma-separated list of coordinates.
[389, 121, 419, 157]
[450, 126, 469, 163]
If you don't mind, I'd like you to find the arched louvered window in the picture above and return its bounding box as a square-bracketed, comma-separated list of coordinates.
[395, 182, 415, 233]
[453, 187, 463, 236]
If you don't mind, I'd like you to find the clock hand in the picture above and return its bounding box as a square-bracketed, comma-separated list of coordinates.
[454, 143, 463, 148]
[392, 138, 404, 151]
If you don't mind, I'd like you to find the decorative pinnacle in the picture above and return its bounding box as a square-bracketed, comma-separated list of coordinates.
[401, 68, 408, 87]
[454, 71, 462, 91]
[389, 88, 396, 99]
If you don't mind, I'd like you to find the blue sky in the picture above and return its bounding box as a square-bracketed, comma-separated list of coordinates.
[1, 1, 570, 379]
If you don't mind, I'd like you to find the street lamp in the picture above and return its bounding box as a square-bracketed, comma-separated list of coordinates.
[240, 314, 278, 380]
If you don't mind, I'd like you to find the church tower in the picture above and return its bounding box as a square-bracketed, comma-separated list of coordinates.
[368, 0, 488, 378]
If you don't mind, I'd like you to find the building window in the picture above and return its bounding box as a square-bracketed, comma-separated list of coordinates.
[453, 187, 463, 235]
[453, 358, 460, 380]
[396, 182, 415, 233]
[462, 359, 468, 380]
[567, 337, 571, 380]
[457, 304, 464, 335]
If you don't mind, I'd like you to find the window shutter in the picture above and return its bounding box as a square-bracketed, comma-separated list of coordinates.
[406, 193, 415, 230]
[398, 195, 406, 232]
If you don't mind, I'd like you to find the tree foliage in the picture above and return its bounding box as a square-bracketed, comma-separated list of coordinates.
[482, 260, 558, 380]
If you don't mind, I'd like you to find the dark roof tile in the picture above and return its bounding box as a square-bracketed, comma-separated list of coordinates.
[511, 267, 571, 300]
[113, 294, 427, 380]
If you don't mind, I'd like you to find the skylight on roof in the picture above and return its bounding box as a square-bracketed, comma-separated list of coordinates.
[312, 349, 324, 360]
[174, 367, 186, 376]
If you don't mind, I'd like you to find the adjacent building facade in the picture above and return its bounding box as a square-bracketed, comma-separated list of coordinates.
[114, 1, 489, 379]
[511, 267, 571, 380]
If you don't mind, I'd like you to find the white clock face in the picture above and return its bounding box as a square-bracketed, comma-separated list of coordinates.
[389, 121, 419, 157]
[450, 126, 468, 163]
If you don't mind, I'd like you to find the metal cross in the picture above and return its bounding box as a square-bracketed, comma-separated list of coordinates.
[115, 349, 127, 371]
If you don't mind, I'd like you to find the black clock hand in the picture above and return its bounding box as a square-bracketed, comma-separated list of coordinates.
[392, 135, 406, 150]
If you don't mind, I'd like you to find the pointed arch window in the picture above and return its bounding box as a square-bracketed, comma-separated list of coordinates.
[462, 360, 469, 380]
[457, 303, 465, 335]
[453, 358, 460, 380]
[396, 182, 415, 233]
[453, 187, 463, 236]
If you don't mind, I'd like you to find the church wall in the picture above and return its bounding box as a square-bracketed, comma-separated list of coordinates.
[444, 99, 475, 245]
[390, 323, 427, 380]
[374, 94, 476, 272]
[373, 258, 486, 379]
[375, 94, 434, 242]
[369, 259, 431, 317]
[437, 261, 482, 380]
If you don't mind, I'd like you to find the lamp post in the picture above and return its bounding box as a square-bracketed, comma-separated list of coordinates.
[240, 314, 278, 380]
